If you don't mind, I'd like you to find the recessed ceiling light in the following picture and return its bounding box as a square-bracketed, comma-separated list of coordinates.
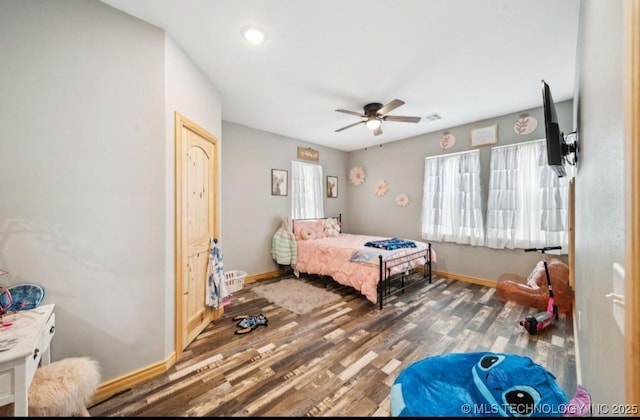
[242, 26, 266, 44]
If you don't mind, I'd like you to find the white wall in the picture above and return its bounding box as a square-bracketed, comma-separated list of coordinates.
[573, 0, 625, 405]
[347, 101, 574, 282]
[164, 34, 222, 357]
[0, 0, 223, 383]
[220, 122, 348, 275]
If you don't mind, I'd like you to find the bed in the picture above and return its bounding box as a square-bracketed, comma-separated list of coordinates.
[292, 215, 435, 309]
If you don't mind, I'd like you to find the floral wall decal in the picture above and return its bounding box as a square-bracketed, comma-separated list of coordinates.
[514, 113, 538, 135]
[439, 131, 456, 150]
[349, 166, 366, 186]
[396, 193, 409, 207]
[374, 180, 388, 196]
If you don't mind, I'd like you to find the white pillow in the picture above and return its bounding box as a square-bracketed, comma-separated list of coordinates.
[323, 218, 341, 237]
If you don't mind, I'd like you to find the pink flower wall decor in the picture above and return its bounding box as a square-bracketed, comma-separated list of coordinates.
[396, 193, 409, 207]
[349, 166, 366, 186]
[374, 180, 388, 197]
[514, 113, 538, 135]
[439, 131, 456, 150]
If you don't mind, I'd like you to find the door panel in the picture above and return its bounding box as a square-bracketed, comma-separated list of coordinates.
[175, 113, 220, 356]
[624, 0, 640, 404]
[184, 135, 213, 345]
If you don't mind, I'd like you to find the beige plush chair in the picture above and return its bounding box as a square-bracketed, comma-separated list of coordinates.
[29, 357, 101, 417]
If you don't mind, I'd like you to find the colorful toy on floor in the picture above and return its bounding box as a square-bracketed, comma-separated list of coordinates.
[519, 246, 561, 334]
[390, 352, 573, 417]
[233, 313, 268, 334]
[496, 250, 573, 317]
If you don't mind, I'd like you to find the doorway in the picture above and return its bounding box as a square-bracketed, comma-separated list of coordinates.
[174, 112, 221, 358]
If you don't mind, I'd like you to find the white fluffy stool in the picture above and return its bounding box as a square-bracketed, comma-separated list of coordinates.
[28, 357, 101, 417]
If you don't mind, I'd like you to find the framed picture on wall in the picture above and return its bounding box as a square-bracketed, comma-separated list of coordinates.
[271, 169, 288, 196]
[470, 124, 498, 147]
[327, 176, 338, 198]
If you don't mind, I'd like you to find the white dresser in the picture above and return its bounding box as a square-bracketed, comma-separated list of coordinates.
[0, 304, 55, 416]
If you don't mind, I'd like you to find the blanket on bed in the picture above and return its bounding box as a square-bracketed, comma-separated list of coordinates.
[364, 237, 417, 250]
[349, 248, 392, 264]
[295, 234, 430, 304]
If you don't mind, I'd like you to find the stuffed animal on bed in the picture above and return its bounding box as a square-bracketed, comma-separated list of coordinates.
[390, 352, 579, 417]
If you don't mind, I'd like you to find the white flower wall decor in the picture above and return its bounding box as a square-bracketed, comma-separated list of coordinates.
[396, 193, 409, 207]
[374, 180, 388, 197]
[349, 166, 366, 186]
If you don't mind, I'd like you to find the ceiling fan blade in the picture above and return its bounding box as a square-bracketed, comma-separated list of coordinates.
[335, 109, 366, 117]
[383, 115, 422, 123]
[377, 99, 405, 116]
[335, 120, 364, 133]
[373, 125, 383, 136]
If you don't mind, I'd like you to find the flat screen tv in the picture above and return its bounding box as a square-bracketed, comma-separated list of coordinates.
[541, 80, 566, 177]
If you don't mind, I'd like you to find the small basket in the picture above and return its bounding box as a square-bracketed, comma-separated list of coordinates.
[225, 270, 247, 293]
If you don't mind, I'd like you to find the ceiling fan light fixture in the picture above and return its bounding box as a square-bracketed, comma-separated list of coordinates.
[365, 117, 381, 130]
[242, 26, 266, 44]
[335, 99, 420, 136]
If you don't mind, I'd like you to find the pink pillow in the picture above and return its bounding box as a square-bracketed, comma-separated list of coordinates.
[299, 226, 317, 240]
[314, 222, 326, 239]
[294, 221, 323, 240]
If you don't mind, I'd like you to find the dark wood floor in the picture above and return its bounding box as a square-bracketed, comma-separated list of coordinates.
[88, 274, 576, 417]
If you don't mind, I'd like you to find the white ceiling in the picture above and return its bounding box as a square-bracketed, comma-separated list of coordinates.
[100, 0, 581, 152]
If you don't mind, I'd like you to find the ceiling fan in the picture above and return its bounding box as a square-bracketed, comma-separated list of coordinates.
[334, 99, 421, 136]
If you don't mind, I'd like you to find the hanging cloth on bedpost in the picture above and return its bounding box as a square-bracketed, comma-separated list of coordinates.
[206, 237, 231, 308]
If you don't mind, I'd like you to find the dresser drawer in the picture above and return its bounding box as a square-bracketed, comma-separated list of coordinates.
[39, 312, 55, 353]
[25, 312, 55, 384]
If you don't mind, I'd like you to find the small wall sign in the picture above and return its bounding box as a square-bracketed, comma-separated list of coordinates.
[297, 146, 319, 162]
[470, 124, 498, 147]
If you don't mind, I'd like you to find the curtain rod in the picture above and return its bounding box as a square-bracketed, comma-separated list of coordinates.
[424, 148, 478, 160]
[490, 138, 544, 150]
[424, 138, 545, 160]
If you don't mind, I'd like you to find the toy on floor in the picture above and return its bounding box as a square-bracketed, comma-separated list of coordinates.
[390, 352, 580, 417]
[232, 313, 268, 334]
[519, 246, 561, 334]
[496, 250, 574, 317]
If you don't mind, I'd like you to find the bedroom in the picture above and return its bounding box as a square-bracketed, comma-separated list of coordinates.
[0, 0, 637, 415]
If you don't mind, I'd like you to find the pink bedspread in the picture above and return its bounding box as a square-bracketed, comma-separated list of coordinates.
[295, 233, 436, 304]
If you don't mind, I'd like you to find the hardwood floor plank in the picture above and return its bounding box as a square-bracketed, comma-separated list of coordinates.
[89, 275, 577, 417]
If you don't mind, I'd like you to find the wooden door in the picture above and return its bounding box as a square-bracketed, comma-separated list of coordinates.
[624, 0, 640, 405]
[175, 112, 220, 356]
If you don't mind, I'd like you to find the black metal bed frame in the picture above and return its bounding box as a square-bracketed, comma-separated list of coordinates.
[291, 213, 433, 309]
[376, 243, 432, 309]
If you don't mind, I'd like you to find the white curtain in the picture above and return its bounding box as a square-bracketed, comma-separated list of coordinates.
[486, 140, 570, 250]
[291, 161, 324, 219]
[421, 150, 485, 245]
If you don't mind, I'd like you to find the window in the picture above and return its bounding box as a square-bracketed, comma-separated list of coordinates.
[421, 150, 485, 245]
[291, 161, 324, 219]
[485, 139, 571, 250]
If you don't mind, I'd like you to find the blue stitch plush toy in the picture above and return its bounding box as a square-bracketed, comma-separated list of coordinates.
[390, 352, 572, 417]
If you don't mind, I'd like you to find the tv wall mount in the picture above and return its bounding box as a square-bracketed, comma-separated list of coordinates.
[563, 131, 579, 166]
